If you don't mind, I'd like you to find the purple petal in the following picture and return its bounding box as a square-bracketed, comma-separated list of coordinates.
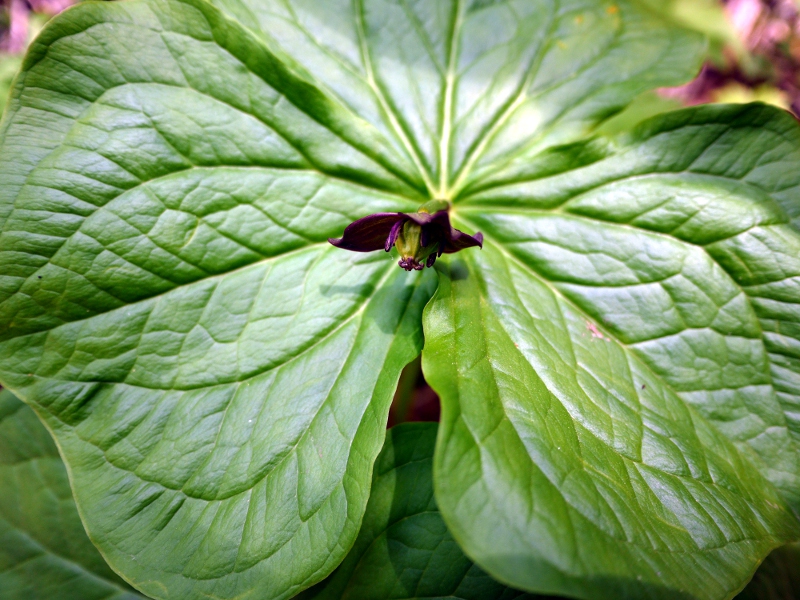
[328, 213, 405, 252]
[385, 219, 404, 252]
[421, 225, 431, 248]
[426, 211, 483, 253]
[444, 230, 483, 253]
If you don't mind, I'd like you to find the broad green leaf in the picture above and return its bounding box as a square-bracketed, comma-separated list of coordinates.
[0, 1, 436, 598]
[0, 389, 148, 600]
[300, 422, 542, 600]
[209, 0, 706, 197]
[424, 104, 800, 600]
[0, 0, 739, 598]
[736, 543, 800, 600]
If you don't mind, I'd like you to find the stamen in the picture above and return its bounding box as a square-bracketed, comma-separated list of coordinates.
[421, 227, 431, 248]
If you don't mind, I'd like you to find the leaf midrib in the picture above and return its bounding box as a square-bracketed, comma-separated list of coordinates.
[8, 250, 401, 397]
[272, 0, 443, 195]
[353, 0, 438, 197]
[437, 0, 462, 196]
[446, 3, 561, 197]
[448, 9, 649, 198]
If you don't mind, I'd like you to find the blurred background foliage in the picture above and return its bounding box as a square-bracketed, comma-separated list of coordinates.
[738, 543, 800, 600]
[0, 0, 74, 114]
[605, 0, 800, 133]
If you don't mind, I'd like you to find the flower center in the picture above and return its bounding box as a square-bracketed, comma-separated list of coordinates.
[417, 199, 450, 214]
[395, 220, 439, 271]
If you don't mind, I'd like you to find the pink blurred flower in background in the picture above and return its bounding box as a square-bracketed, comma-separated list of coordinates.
[1, 0, 74, 53]
[662, 0, 800, 116]
[727, 0, 798, 51]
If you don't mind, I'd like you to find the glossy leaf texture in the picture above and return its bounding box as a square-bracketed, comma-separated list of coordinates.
[0, 0, 437, 598]
[0, 0, 732, 598]
[424, 103, 800, 600]
[210, 0, 706, 198]
[0, 389, 148, 600]
[300, 422, 547, 600]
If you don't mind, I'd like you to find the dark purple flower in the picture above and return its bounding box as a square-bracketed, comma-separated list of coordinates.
[328, 200, 483, 271]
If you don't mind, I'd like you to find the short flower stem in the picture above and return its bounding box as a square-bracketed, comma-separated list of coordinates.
[389, 354, 422, 424]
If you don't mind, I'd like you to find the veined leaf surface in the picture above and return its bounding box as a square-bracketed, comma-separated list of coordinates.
[0, 1, 437, 598]
[0, 389, 147, 600]
[423, 104, 800, 599]
[300, 422, 543, 600]
[3, 1, 794, 599]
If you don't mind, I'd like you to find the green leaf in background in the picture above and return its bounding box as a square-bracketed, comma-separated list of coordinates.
[300, 422, 543, 600]
[736, 543, 800, 600]
[0, 389, 147, 600]
[636, 0, 740, 62]
[0, 54, 23, 116]
[423, 103, 800, 600]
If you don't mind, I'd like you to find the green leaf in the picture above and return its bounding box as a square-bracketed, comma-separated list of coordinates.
[0, 389, 148, 600]
[423, 103, 800, 600]
[736, 543, 800, 600]
[635, 0, 740, 61]
[209, 0, 706, 197]
[0, 1, 437, 598]
[299, 422, 542, 600]
[0, 0, 753, 598]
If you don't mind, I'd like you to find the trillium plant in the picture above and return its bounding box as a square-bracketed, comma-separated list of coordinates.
[328, 199, 483, 270]
[2, 1, 800, 599]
